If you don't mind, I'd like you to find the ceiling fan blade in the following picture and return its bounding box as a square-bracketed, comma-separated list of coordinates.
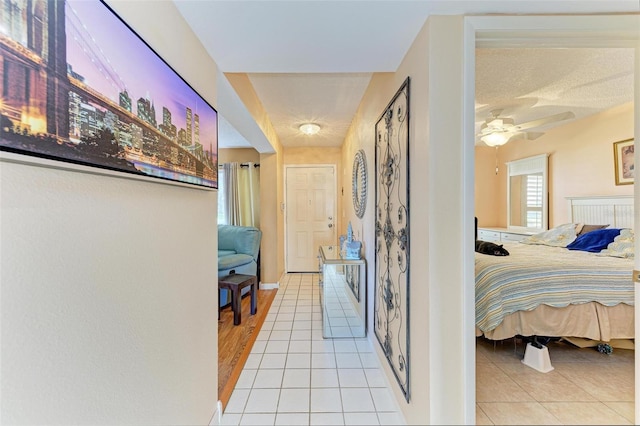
[514, 111, 575, 131]
[505, 131, 545, 143]
[525, 131, 545, 140]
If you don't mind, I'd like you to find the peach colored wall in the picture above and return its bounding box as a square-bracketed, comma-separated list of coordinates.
[341, 71, 402, 405]
[259, 150, 282, 283]
[284, 146, 341, 165]
[474, 147, 501, 227]
[340, 72, 397, 381]
[341, 15, 472, 425]
[225, 74, 285, 284]
[219, 148, 260, 164]
[476, 102, 634, 228]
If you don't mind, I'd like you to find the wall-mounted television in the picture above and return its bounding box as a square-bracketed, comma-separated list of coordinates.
[0, 0, 218, 189]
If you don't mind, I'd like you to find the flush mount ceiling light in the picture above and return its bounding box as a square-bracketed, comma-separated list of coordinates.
[299, 123, 321, 135]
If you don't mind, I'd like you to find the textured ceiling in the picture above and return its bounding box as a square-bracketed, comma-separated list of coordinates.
[475, 47, 635, 138]
[247, 73, 372, 148]
[173, 1, 639, 150]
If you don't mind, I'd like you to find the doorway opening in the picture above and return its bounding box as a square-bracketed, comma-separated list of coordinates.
[465, 14, 639, 424]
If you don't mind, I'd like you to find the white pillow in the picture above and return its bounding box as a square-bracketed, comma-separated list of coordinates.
[598, 228, 634, 258]
[520, 223, 579, 247]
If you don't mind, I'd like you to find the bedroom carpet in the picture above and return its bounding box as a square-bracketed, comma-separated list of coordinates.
[218, 287, 277, 410]
[476, 337, 634, 425]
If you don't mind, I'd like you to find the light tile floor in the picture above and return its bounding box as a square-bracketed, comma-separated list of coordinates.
[476, 337, 635, 425]
[221, 273, 635, 425]
[220, 273, 405, 426]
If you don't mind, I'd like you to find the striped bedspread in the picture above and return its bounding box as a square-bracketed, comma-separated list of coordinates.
[475, 242, 634, 333]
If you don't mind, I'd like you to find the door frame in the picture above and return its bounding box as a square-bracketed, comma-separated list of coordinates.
[459, 15, 640, 424]
[283, 164, 338, 273]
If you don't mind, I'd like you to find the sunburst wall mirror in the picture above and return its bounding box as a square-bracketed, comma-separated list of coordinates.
[352, 149, 368, 219]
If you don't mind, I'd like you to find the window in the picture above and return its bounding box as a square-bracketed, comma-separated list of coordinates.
[217, 168, 227, 224]
[525, 174, 543, 228]
[507, 154, 548, 232]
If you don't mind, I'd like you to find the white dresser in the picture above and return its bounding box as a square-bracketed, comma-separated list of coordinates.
[477, 227, 534, 243]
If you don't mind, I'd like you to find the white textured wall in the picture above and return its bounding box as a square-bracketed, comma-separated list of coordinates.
[423, 16, 474, 424]
[1, 1, 220, 424]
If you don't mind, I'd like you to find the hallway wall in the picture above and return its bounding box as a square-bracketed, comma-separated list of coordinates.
[219, 148, 261, 164]
[0, 1, 219, 424]
[341, 15, 472, 425]
[225, 73, 286, 285]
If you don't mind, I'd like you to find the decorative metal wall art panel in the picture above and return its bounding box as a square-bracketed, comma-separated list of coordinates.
[374, 77, 410, 401]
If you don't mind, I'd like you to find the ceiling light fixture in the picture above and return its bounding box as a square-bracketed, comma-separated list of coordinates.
[480, 133, 510, 147]
[299, 123, 321, 135]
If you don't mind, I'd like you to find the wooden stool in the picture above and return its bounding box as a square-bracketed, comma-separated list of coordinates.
[218, 273, 257, 325]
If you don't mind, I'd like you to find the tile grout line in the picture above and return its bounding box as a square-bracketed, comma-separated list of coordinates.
[227, 273, 402, 425]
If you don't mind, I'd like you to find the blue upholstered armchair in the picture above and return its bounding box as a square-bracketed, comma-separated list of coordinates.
[218, 224, 262, 306]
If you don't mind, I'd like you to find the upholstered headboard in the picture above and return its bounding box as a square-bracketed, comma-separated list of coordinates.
[567, 196, 634, 229]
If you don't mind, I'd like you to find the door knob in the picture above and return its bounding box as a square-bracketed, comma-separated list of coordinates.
[328, 223, 333, 228]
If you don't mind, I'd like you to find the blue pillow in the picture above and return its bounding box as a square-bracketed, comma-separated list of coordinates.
[566, 228, 621, 252]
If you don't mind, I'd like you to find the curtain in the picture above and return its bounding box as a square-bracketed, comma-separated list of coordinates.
[237, 162, 260, 227]
[222, 162, 240, 225]
[218, 162, 260, 227]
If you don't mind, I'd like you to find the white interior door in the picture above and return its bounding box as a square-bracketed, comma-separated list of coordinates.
[285, 165, 337, 272]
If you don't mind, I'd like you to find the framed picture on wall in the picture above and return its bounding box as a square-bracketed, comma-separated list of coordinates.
[613, 138, 634, 185]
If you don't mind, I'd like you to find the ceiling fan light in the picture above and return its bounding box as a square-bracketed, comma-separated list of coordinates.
[486, 117, 514, 129]
[481, 133, 509, 147]
[299, 123, 321, 135]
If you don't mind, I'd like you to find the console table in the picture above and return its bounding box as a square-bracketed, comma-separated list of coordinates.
[318, 245, 366, 338]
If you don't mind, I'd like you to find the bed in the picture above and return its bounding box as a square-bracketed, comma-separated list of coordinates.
[475, 195, 635, 342]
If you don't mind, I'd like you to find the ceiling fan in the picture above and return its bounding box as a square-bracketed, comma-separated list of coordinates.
[477, 109, 576, 147]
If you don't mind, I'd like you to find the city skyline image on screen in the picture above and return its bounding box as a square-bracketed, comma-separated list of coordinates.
[0, 0, 218, 188]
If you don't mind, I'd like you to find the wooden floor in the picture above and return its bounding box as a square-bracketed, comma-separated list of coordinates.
[218, 287, 277, 410]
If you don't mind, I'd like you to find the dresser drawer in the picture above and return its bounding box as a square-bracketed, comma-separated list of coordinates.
[478, 229, 500, 242]
[500, 232, 527, 243]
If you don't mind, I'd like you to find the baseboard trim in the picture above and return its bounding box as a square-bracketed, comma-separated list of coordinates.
[260, 282, 279, 289]
[209, 400, 223, 425]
